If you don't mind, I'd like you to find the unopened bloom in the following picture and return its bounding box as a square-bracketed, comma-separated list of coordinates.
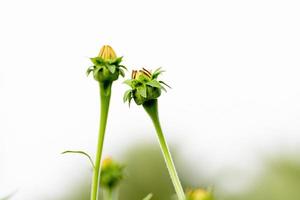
[88, 45, 127, 200]
[186, 188, 214, 200]
[100, 157, 124, 189]
[87, 45, 127, 82]
[123, 68, 170, 105]
[98, 45, 117, 60]
[123, 68, 185, 200]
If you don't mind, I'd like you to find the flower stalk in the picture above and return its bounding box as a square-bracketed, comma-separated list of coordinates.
[87, 45, 126, 200]
[90, 82, 112, 200]
[103, 188, 119, 200]
[143, 99, 186, 200]
[123, 68, 185, 200]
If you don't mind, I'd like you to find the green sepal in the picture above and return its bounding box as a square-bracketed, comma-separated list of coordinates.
[93, 66, 103, 80]
[90, 57, 105, 66]
[152, 67, 165, 79]
[146, 79, 162, 88]
[119, 65, 127, 70]
[109, 56, 123, 65]
[159, 80, 171, 88]
[106, 64, 116, 74]
[86, 66, 94, 76]
[119, 68, 125, 77]
[123, 90, 132, 102]
[133, 90, 145, 105]
[87, 56, 127, 83]
[124, 79, 134, 86]
[147, 86, 161, 99]
[160, 85, 167, 92]
[137, 86, 147, 98]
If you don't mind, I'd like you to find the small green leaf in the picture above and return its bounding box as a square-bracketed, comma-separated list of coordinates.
[110, 56, 123, 65]
[160, 85, 167, 92]
[119, 65, 127, 70]
[159, 81, 171, 88]
[153, 67, 162, 74]
[93, 66, 103, 78]
[146, 80, 162, 88]
[128, 95, 132, 107]
[62, 150, 95, 169]
[86, 66, 94, 76]
[152, 67, 165, 79]
[90, 57, 105, 66]
[137, 86, 147, 98]
[107, 65, 116, 73]
[124, 79, 133, 87]
[119, 68, 125, 77]
[142, 193, 153, 200]
[123, 90, 132, 102]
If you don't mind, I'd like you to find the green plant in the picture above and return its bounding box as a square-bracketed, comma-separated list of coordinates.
[63, 45, 126, 200]
[100, 157, 124, 200]
[123, 68, 185, 200]
[86, 45, 126, 200]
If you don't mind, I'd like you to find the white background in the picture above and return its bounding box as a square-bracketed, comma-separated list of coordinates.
[1, 0, 300, 199]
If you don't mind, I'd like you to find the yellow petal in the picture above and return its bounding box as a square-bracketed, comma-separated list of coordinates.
[98, 45, 117, 60]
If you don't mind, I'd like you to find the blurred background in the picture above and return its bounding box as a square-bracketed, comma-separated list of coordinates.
[1, 0, 300, 199]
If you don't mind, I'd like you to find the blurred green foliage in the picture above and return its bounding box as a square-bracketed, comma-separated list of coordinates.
[223, 156, 300, 200]
[119, 144, 175, 200]
[56, 145, 300, 200]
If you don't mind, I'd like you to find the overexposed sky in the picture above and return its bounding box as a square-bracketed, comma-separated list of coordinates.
[1, 0, 300, 199]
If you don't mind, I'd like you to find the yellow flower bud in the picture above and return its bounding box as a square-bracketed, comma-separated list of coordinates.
[100, 157, 124, 189]
[102, 157, 113, 169]
[98, 45, 117, 61]
[186, 188, 214, 200]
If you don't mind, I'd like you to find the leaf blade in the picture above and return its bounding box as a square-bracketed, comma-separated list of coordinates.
[62, 150, 95, 169]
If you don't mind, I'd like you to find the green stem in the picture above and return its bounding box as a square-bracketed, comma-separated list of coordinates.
[143, 99, 186, 200]
[91, 82, 112, 200]
[103, 188, 113, 200]
[103, 187, 119, 200]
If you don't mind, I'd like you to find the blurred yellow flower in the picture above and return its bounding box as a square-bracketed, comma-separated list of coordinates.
[186, 188, 214, 200]
[102, 157, 113, 168]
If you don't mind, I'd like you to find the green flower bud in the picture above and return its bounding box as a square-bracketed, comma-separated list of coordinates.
[186, 188, 214, 200]
[86, 45, 127, 83]
[100, 157, 124, 189]
[123, 68, 170, 106]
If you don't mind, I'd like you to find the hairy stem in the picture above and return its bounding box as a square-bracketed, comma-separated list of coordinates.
[91, 82, 112, 200]
[143, 99, 186, 200]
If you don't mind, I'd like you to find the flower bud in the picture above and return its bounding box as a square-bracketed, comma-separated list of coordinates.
[123, 68, 170, 106]
[87, 45, 127, 83]
[98, 45, 117, 61]
[100, 157, 124, 189]
[186, 188, 214, 200]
